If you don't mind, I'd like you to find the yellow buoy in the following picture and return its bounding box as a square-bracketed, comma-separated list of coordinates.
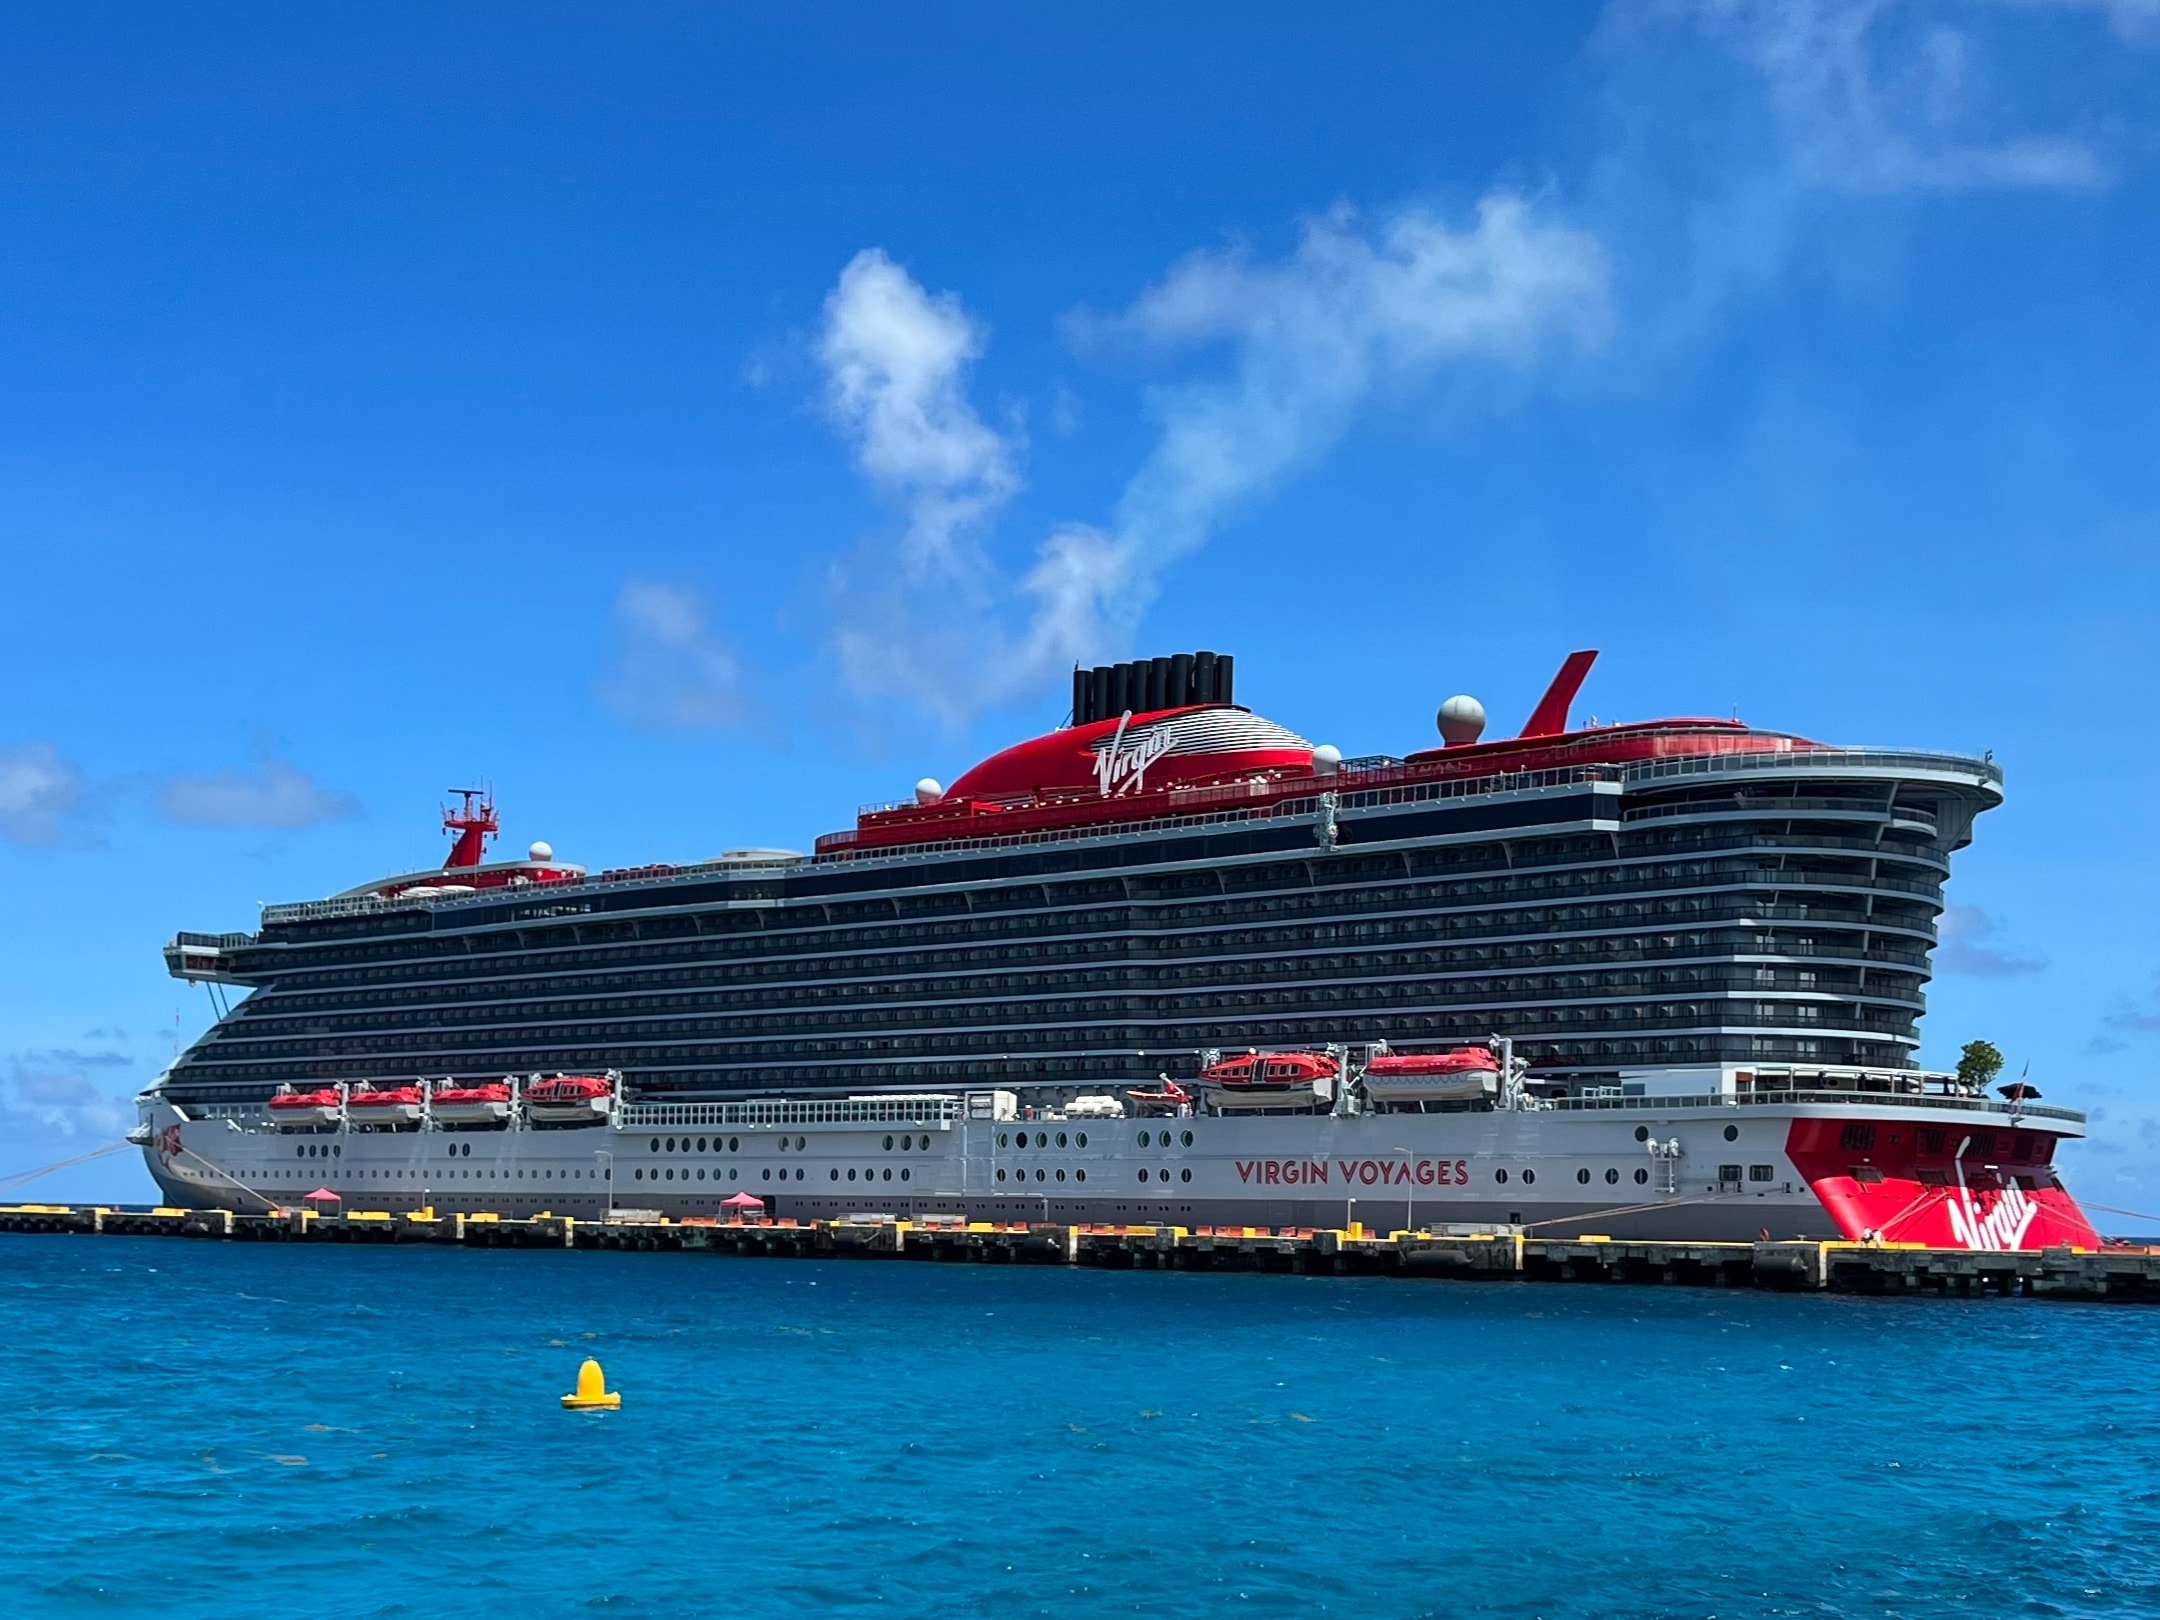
[560, 1357, 621, 1411]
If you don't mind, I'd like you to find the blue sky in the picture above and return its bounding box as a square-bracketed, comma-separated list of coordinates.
[4, 1, 2158, 1217]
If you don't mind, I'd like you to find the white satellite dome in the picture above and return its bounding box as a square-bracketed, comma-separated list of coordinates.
[1311, 744, 1342, 776]
[1436, 694, 1487, 747]
[915, 778, 945, 806]
[528, 840, 554, 862]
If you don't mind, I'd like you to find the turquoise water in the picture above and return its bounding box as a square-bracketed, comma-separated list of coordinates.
[6, 1240, 2160, 1619]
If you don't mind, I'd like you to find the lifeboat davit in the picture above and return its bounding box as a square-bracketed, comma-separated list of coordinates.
[267, 1087, 342, 1129]
[346, 1083, 425, 1128]
[1360, 1046, 1502, 1105]
[524, 1073, 614, 1126]
[1199, 1051, 1340, 1112]
[430, 1080, 512, 1128]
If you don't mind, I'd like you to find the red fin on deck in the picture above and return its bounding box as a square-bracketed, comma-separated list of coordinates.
[1518, 650, 1598, 738]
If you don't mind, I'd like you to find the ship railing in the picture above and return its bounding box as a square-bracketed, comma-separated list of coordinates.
[1549, 1089, 2081, 1123]
[819, 746, 1996, 865]
[1620, 747, 2002, 791]
[616, 1095, 969, 1130]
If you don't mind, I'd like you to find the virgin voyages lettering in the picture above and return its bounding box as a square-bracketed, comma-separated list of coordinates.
[1235, 1157, 1471, 1187]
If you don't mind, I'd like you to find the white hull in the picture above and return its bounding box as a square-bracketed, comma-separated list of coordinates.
[139, 1079, 2088, 1246]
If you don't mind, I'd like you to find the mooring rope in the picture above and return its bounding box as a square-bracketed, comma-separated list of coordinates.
[0, 1139, 129, 1191]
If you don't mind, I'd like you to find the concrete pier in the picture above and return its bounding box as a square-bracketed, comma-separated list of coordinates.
[5, 1203, 2157, 1301]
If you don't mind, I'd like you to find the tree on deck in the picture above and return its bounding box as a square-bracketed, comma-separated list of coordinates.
[1956, 1039, 2006, 1091]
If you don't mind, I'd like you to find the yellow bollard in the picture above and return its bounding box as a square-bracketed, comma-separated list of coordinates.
[560, 1357, 621, 1411]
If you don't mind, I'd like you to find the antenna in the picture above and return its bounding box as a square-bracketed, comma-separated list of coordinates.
[442, 786, 499, 870]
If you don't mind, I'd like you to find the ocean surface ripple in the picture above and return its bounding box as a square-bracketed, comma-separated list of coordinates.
[5, 1239, 2158, 1619]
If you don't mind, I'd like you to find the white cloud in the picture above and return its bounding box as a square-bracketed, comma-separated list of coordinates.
[600, 579, 746, 732]
[818, 248, 1020, 569]
[1636, 0, 2109, 195]
[0, 741, 86, 845]
[1937, 903, 2048, 977]
[158, 760, 361, 829]
[4, 1056, 133, 1140]
[822, 196, 1607, 725]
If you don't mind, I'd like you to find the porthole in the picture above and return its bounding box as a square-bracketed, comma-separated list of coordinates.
[1057, 1132, 1068, 1148]
[728, 1136, 739, 1152]
[650, 1138, 661, 1154]
[1496, 1168, 1510, 1184]
[697, 1137, 708, 1152]
[830, 1168, 840, 1181]
[1075, 1169, 1085, 1183]
[1606, 1168, 1620, 1185]
[1634, 1168, 1649, 1185]
[917, 1134, 929, 1149]
[1577, 1168, 1591, 1185]
[295, 1145, 305, 1158]
[847, 1168, 857, 1181]
[332, 1145, 340, 1157]
[729, 1169, 738, 1180]
[1634, 1126, 1650, 1143]
[762, 1169, 772, 1181]
[665, 1168, 675, 1181]
[634, 1168, 644, 1182]
[1035, 1169, 1046, 1182]
[998, 1132, 1009, 1148]
[997, 1169, 1008, 1183]
[1181, 1131, 1194, 1147]
[796, 1168, 805, 1180]
[666, 1137, 677, 1152]
[882, 1168, 893, 1181]
[884, 1135, 894, 1151]
[1138, 1130, 1152, 1148]
[1724, 1125, 1739, 1142]
[1180, 1168, 1192, 1183]
[1138, 1168, 1150, 1183]
[796, 1137, 806, 1150]
[1523, 1169, 1537, 1185]
[900, 1169, 910, 1181]
[1056, 1169, 1067, 1182]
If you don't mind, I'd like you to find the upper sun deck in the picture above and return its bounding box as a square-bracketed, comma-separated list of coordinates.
[822, 646, 2002, 858]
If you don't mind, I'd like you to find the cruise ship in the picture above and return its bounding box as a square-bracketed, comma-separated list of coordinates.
[138, 650, 2102, 1248]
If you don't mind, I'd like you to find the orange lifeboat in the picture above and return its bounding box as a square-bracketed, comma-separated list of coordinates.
[347, 1083, 425, 1128]
[267, 1086, 342, 1130]
[430, 1079, 512, 1128]
[1360, 1046, 1501, 1105]
[524, 1073, 615, 1127]
[1198, 1050, 1340, 1112]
